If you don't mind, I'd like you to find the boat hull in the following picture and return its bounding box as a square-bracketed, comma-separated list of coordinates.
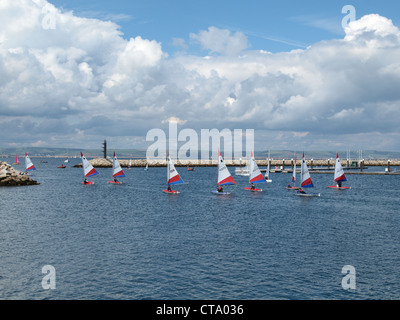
[108, 181, 122, 184]
[327, 186, 351, 189]
[244, 187, 262, 192]
[163, 190, 180, 194]
[294, 193, 320, 197]
[211, 190, 230, 195]
[81, 181, 95, 185]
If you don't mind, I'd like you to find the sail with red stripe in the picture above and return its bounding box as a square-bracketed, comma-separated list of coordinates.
[334, 153, 347, 182]
[112, 152, 125, 178]
[217, 150, 236, 186]
[292, 156, 297, 183]
[249, 152, 266, 184]
[25, 153, 36, 172]
[81, 152, 98, 178]
[300, 152, 314, 188]
[167, 156, 183, 185]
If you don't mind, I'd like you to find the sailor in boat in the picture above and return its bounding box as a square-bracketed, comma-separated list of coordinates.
[250, 183, 255, 190]
[114, 177, 119, 183]
[299, 188, 306, 194]
[337, 181, 342, 188]
[167, 185, 172, 192]
[217, 186, 223, 193]
[83, 178, 88, 184]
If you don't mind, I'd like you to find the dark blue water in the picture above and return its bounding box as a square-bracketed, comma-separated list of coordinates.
[1, 157, 399, 300]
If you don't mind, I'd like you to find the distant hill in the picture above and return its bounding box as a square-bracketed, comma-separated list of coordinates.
[0, 147, 399, 160]
[0, 147, 147, 158]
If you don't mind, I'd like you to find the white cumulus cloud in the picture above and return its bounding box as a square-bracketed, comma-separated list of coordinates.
[0, 0, 400, 151]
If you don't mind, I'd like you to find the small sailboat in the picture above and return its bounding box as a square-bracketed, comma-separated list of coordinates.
[235, 157, 250, 176]
[265, 157, 272, 182]
[81, 152, 98, 184]
[244, 152, 266, 192]
[144, 162, 149, 171]
[128, 159, 132, 169]
[187, 166, 195, 171]
[64, 159, 69, 163]
[25, 153, 36, 173]
[57, 164, 66, 168]
[108, 152, 125, 184]
[295, 152, 320, 197]
[163, 156, 184, 194]
[212, 150, 236, 195]
[286, 155, 299, 190]
[327, 153, 351, 189]
[13, 155, 20, 165]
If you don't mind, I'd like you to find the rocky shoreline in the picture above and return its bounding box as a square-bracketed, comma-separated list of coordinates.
[0, 161, 40, 186]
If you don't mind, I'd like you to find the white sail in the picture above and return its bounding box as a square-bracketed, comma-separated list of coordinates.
[300, 153, 313, 188]
[217, 150, 236, 186]
[334, 153, 347, 182]
[249, 152, 265, 184]
[167, 156, 183, 185]
[112, 153, 125, 178]
[25, 153, 36, 172]
[81, 152, 98, 178]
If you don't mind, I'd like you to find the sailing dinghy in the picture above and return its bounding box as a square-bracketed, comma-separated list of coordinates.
[13, 155, 20, 165]
[244, 152, 265, 192]
[163, 156, 184, 194]
[108, 152, 125, 184]
[264, 157, 272, 183]
[327, 153, 351, 189]
[81, 152, 98, 184]
[286, 155, 299, 190]
[294, 152, 320, 197]
[25, 153, 36, 173]
[212, 150, 236, 195]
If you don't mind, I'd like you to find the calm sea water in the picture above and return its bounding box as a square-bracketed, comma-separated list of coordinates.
[0, 157, 399, 300]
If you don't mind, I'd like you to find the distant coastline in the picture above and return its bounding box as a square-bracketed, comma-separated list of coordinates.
[1, 147, 400, 161]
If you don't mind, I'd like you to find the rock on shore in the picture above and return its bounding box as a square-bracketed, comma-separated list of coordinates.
[0, 161, 40, 186]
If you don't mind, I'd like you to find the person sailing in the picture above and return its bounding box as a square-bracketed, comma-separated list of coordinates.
[217, 185, 223, 193]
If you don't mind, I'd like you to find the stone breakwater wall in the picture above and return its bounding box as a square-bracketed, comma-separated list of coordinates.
[73, 158, 400, 168]
[0, 162, 39, 186]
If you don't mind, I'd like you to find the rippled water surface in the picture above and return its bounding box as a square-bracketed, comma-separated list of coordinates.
[1, 157, 399, 299]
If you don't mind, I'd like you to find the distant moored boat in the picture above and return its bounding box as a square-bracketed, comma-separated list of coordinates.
[13, 155, 20, 165]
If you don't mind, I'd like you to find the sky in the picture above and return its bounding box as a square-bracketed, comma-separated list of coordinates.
[1, 0, 400, 153]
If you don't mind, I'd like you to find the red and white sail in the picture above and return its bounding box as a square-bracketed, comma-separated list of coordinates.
[334, 153, 347, 182]
[81, 152, 98, 178]
[112, 152, 125, 178]
[249, 152, 265, 184]
[301, 152, 314, 188]
[292, 156, 297, 183]
[167, 156, 183, 185]
[217, 150, 236, 186]
[25, 153, 36, 171]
